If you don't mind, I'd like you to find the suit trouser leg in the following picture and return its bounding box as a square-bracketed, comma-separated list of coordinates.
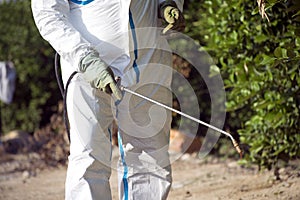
[65, 75, 115, 200]
[117, 83, 172, 200]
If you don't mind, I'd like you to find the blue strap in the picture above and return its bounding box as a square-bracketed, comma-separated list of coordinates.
[118, 133, 129, 200]
[69, 0, 94, 5]
[129, 10, 140, 83]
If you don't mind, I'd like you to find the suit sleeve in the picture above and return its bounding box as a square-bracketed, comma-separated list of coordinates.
[31, 0, 93, 70]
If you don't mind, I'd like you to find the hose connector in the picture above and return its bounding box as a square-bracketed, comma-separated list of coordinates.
[232, 139, 243, 159]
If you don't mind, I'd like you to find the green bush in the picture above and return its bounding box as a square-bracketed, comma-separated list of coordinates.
[185, 0, 300, 169]
[0, 0, 60, 133]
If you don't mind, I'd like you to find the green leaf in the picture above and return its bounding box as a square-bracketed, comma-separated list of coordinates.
[254, 35, 269, 43]
[292, 10, 300, 18]
[296, 38, 300, 47]
[253, 100, 269, 110]
[251, 7, 259, 15]
[260, 55, 276, 65]
[282, 48, 288, 58]
[274, 47, 282, 58]
[272, 146, 287, 156]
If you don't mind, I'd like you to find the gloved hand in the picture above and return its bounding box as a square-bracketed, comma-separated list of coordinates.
[159, 0, 185, 34]
[79, 51, 122, 100]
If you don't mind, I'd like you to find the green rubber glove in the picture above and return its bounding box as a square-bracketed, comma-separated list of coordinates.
[79, 51, 122, 100]
[160, 1, 185, 34]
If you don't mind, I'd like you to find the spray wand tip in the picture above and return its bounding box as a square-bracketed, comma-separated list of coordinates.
[232, 139, 243, 159]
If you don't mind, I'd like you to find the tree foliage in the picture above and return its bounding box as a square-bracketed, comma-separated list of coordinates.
[0, 0, 59, 133]
[185, 0, 300, 169]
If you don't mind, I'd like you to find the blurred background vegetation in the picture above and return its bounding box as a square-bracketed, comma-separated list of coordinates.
[0, 0, 299, 170]
[0, 0, 59, 132]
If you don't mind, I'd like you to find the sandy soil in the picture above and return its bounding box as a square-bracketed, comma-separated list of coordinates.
[0, 148, 299, 200]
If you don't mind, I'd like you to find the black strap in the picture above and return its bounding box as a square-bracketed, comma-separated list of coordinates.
[54, 53, 78, 142]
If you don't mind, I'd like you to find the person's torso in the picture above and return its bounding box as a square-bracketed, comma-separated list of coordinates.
[66, 0, 170, 83]
[68, 0, 131, 70]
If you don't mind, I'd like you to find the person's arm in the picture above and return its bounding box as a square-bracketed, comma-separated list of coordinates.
[31, 0, 92, 70]
[31, 0, 122, 100]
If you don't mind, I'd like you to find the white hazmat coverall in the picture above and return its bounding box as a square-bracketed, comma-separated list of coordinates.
[31, 0, 184, 199]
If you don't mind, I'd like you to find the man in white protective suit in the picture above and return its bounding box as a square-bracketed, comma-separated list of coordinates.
[31, 0, 184, 199]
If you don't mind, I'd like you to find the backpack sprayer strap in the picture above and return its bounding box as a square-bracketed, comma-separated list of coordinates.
[55, 53, 78, 142]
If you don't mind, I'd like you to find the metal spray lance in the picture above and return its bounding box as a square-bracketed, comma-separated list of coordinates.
[118, 84, 243, 158]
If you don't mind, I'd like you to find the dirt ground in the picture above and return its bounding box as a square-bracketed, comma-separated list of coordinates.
[0, 147, 299, 200]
